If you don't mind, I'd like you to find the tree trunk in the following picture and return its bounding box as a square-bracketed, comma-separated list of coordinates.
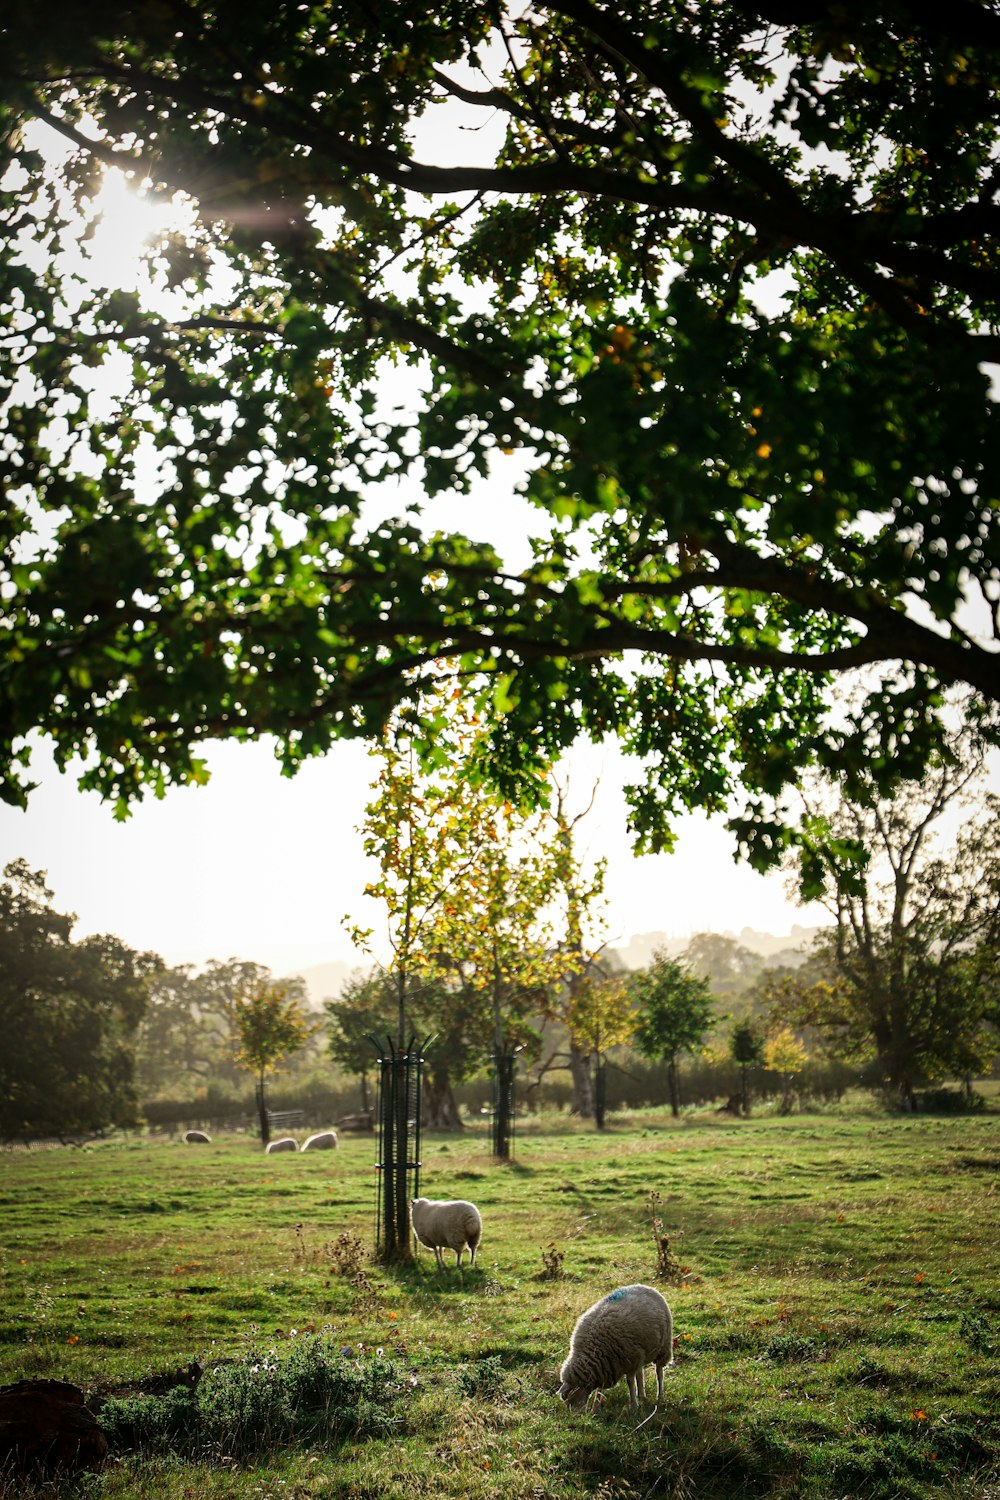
[423, 1067, 463, 1130]
[593, 1054, 606, 1130]
[740, 1061, 751, 1116]
[667, 1056, 680, 1118]
[569, 1040, 594, 1118]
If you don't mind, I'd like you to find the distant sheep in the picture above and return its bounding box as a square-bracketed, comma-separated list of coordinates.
[302, 1131, 338, 1151]
[184, 1129, 211, 1144]
[410, 1197, 482, 1268]
[559, 1284, 674, 1412]
[265, 1136, 298, 1154]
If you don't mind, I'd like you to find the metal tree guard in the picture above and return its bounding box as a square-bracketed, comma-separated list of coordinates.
[370, 1034, 429, 1259]
[491, 1042, 519, 1159]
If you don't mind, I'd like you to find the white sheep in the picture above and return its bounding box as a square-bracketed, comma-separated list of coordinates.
[410, 1197, 482, 1268]
[265, 1136, 298, 1153]
[559, 1284, 674, 1412]
[302, 1130, 338, 1151]
[184, 1129, 211, 1144]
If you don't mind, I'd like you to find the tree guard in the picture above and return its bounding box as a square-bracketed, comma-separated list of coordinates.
[370, 1034, 428, 1260]
[491, 1043, 518, 1161]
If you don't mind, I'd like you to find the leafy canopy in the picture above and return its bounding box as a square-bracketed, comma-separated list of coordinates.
[2, 2, 998, 857]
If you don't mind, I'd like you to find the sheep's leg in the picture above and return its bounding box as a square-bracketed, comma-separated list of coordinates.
[433, 1246, 444, 1269]
[636, 1365, 646, 1403]
[626, 1372, 639, 1411]
[455, 1247, 463, 1268]
[655, 1361, 665, 1403]
[469, 1242, 477, 1267]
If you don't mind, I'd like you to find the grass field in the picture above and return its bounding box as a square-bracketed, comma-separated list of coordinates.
[1, 1107, 998, 1498]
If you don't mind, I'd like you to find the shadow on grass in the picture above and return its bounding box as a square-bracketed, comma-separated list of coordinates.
[377, 1260, 495, 1298]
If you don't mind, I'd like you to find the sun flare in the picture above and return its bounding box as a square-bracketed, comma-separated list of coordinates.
[87, 168, 188, 290]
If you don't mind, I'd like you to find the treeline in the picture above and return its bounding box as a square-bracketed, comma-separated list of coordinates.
[3, 701, 997, 1143]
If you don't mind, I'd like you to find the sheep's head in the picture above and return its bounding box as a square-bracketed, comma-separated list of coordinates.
[558, 1378, 591, 1411]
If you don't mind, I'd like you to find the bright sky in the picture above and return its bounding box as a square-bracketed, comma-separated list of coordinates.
[0, 733, 832, 977]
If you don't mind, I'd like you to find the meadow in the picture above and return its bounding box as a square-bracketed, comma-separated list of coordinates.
[1, 1106, 997, 1499]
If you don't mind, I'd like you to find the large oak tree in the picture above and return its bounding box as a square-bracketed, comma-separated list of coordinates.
[2, 2, 998, 856]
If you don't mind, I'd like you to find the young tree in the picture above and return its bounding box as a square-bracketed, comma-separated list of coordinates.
[0, 860, 161, 1140]
[3, 6, 998, 869]
[434, 800, 567, 1156]
[729, 1020, 766, 1118]
[564, 971, 635, 1128]
[539, 777, 614, 1120]
[226, 979, 318, 1144]
[631, 951, 716, 1117]
[779, 728, 1000, 1107]
[763, 1027, 809, 1115]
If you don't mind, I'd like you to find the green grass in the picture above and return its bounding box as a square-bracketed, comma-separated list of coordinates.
[1, 1108, 998, 1498]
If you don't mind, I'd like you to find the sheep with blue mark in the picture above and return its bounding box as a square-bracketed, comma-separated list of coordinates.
[559, 1284, 674, 1412]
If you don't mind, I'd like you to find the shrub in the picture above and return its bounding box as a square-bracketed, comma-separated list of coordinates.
[99, 1336, 401, 1458]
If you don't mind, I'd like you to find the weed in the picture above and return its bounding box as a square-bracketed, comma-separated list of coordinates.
[455, 1355, 505, 1400]
[648, 1190, 683, 1281]
[538, 1242, 565, 1280]
[349, 1269, 383, 1315]
[959, 1308, 995, 1354]
[324, 1230, 367, 1277]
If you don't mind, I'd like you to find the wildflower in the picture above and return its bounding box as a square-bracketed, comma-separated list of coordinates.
[66, 1335, 79, 1345]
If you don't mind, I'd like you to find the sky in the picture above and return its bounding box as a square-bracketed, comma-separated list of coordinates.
[0, 730, 834, 979]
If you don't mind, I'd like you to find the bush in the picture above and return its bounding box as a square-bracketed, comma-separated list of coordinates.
[99, 1336, 402, 1458]
[914, 1087, 986, 1114]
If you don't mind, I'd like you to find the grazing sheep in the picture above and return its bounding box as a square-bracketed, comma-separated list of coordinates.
[410, 1197, 482, 1268]
[265, 1136, 298, 1154]
[184, 1130, 211, 1144]
[559, 1284, 674, 1412]
[302, 1130, 338, 1151]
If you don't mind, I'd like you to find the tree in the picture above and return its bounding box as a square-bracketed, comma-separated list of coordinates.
[763, 1027, 808, 1114]
[774, 735, 1000, 1107]
[682, 934, 763, 1000]
[564, 970, 635, 1127]
[538, 777, 617, 1120]
[631, 950, 715, 1117]
[135, 958, 262, 1099]
[226, 978, 318, 1144]
[325, 969, 396, 1116]
[0, 859, 161, 1139]
[3, 5, 998, 864]
[729, 1019, 766, 1117]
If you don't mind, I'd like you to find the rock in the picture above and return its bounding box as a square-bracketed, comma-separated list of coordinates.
[0, 1378, 109, 1476]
